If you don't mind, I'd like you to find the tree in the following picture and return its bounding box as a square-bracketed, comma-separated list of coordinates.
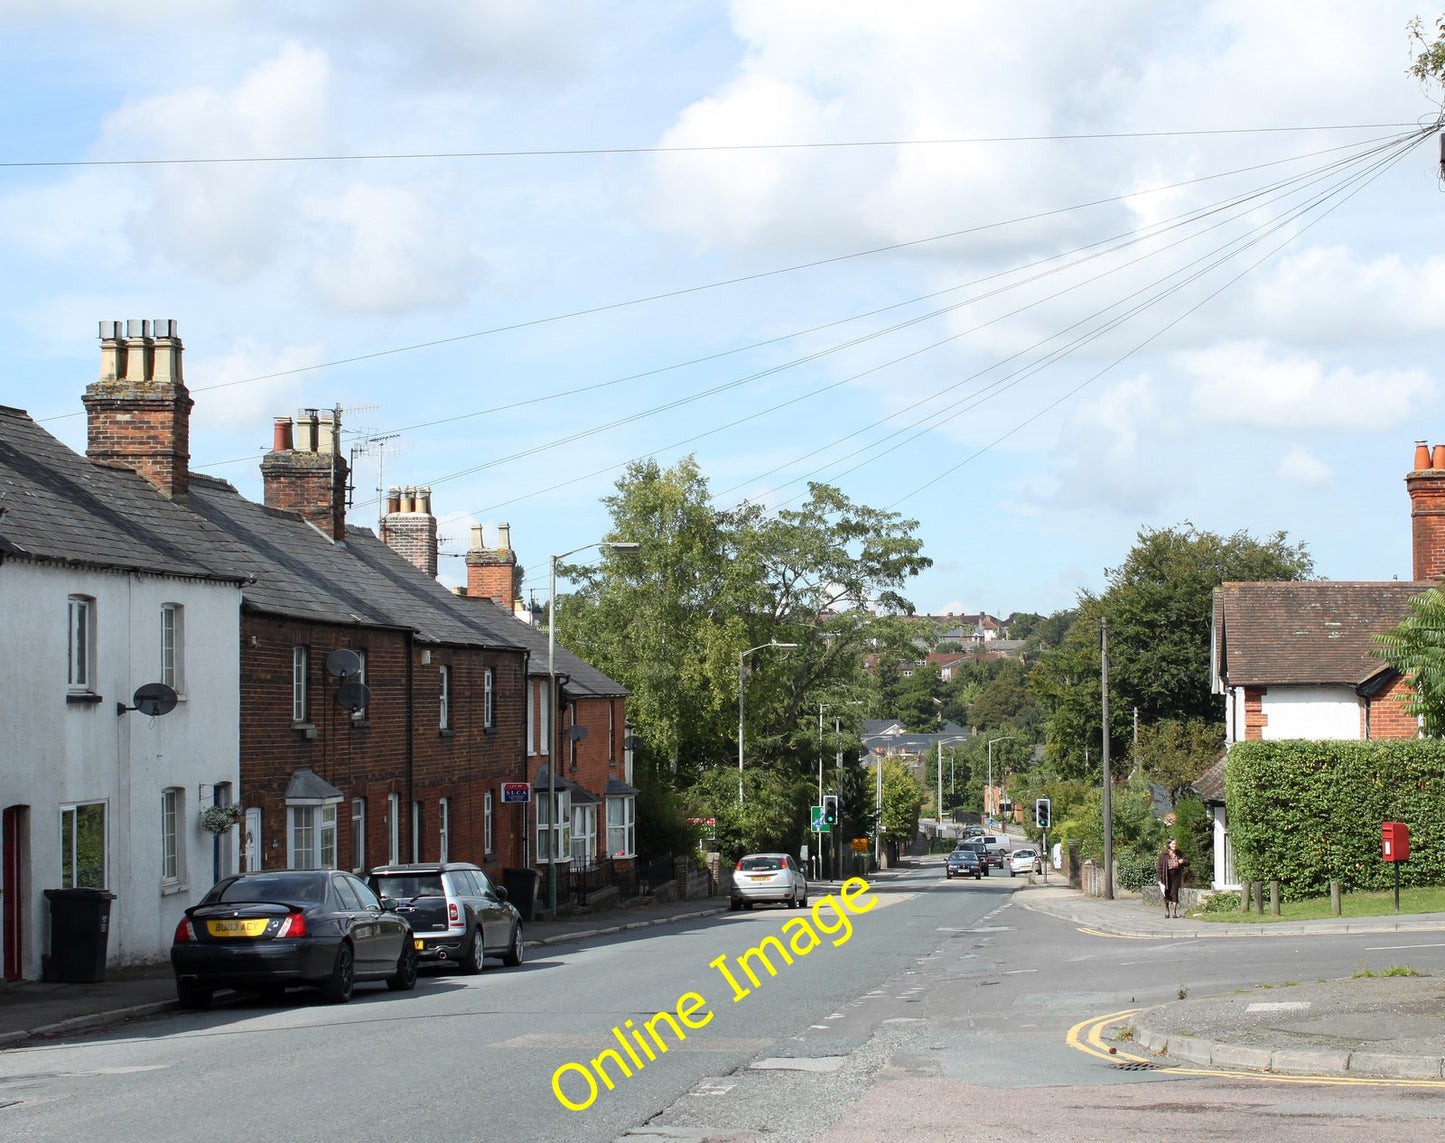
[968, 659, 1033, 730]
[895, 663, 945, 730]
[1408, 14, 1445, 104]
[1032, 524, 1312, 778]
[878, 757, 924, 847]
[1373, 586, 1445, 735]
[1132, 719, 1225, 807]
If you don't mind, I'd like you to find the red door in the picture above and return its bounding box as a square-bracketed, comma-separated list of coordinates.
[3, 806, 25, 981]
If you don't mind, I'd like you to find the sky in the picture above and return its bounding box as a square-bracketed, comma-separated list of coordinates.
[3, 1, 1445, 619]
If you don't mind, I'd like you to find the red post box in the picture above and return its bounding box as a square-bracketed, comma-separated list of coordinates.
[1382, 822, 1410, 863]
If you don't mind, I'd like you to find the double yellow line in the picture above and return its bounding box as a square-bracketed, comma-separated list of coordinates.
[1066, 1010, 1445, 1089]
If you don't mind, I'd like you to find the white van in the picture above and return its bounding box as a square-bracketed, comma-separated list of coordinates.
[973, 833, 1010, 869]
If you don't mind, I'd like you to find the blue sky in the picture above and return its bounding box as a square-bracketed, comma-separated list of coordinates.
[3, 1, 1444, 618]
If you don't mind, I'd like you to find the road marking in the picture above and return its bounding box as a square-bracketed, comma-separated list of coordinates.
[1245, 1002, 1310, 1012]
[1364, 941, 1445, 951]
[1065, 1011, 1445, 1088]
[751, 1056, 847, 1072]
[1075, 927, 1161, 940]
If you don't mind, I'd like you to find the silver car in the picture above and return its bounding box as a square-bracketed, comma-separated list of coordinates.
[729, 853, 809, 910]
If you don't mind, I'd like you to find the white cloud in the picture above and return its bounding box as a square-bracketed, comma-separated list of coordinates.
[305, 182, 484, 313]
[1276, 446, 1334, 489]
[1179, 341, 1433, 430]
[186, 336, 329, 439]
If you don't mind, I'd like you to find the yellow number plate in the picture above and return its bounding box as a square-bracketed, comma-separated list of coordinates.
[413, 939, 425, 950]
[206, 918, 269, 938]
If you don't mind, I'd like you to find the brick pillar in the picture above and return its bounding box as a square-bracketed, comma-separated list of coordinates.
[261, 407, 349, 540]
[381, 485, 439, 577]
[83, 319, 193, 499]
[1407, 442, 1445, 582]
[465, 523, 518, 609]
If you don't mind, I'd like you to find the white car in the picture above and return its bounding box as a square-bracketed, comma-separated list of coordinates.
[729, 853, 809, 910]
[1008, 848, 1039, 876]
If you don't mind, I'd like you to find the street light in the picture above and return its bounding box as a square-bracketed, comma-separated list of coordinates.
[737, 641, 799, 804]
[547, 540, 641, 918]
[987, 736, 1015, 825]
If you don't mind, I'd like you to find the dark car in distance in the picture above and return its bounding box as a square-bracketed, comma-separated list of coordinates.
[944, 847, 985, 880]
[368, 862, 524, 972]
[171, 869, 418, 1008]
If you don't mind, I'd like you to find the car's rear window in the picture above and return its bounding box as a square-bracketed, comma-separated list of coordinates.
[372, 874, 445, 899]
[739, 857, 783, 871]
[212, 874, 326, 904]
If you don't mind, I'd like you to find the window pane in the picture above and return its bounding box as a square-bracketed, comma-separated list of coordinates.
[75, 804, 105, 887]
[293, 646, 308, 721]
[321, 804, 337, 870]
[161, 789, 178, 880]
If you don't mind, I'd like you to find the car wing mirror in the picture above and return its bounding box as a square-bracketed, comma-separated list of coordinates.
[495, 886, 510, 903]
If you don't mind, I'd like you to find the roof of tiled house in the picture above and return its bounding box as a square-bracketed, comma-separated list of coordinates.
[1211, 580, 1431, 688]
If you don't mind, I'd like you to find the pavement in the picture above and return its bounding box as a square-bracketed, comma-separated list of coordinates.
[3, 866, 1444, 1084]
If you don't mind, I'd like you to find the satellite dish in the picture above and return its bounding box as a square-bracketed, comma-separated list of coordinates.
[132, 682, 178, 717]
[336, 681, 371, 713]
[326, 648, 362, 678]
[566, 724, 590, 742]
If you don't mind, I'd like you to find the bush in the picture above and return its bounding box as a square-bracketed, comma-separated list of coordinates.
[1198, 891, 1241, 914]
[1226, 739, 1445, 899]
[1117, 858, 1158, 893]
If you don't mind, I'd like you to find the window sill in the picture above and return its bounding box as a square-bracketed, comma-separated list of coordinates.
[66, 692, 102, 705]
[160, 880, 188, 897]
[484, 725, 497, 735]
[292, 722, 318, 739]
[438, 728, 454, 739]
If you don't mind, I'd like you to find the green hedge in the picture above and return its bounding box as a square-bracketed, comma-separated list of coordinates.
[1225, 740, 1445, 899]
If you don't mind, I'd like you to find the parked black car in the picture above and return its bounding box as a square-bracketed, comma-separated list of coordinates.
[944, 847, 985, 880]
[171, 869, 418, 1008]
[368, 862, 524, 972]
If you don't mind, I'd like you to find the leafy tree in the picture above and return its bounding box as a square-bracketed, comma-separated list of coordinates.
[1408, 14, 1445, 104]
[895, 663, 945, 730]
[1132, 718, 1225, 807]
[878, 757, 924, 847]
[1032, 524, 1312, 778]
[1373, 586, 1445, 735]
[968, 659, 1033, 730]
[684, 768, 809, 862]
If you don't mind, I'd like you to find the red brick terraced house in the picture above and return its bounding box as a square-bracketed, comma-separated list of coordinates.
[77, 324, 534, 894]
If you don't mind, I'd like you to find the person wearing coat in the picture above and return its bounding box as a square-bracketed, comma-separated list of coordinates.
[1156, 838, 1188, 919]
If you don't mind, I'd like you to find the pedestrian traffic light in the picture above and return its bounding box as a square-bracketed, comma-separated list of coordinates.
[822, 795, 839, 826]
[1035, 798, 1051, 829]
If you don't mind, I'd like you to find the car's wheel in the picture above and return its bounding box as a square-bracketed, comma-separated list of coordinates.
[744, 901, 754, 910]
[462, 926, 486, 975]
[974, 871, 982, 880]
[945, 872, 952, 879]
[387, 945, 419, 991]
[176, 979, 212, 1010]
[501, 923, 525, 967]
[799, 888, 808, 907]
[320, 942, 355, 1004]
[1009, 868, 1016, 877]
[729, 898, 740, 912]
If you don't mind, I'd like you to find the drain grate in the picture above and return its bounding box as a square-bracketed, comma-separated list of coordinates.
[1110, 1059, 1163, 1071]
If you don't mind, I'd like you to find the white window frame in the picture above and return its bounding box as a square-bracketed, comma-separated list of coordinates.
[214, 783, 235, 880]
[387, 793, 400, 865]
[351, 797, 367, 873]
[536, 680, 549, 755]
[606, 795, 635, 859]
[242, 807, 261, 872]
[351, 649, 367, 721]
[67, 596, 94, 691]
[484, 667, 494, 728]
[439, 665, 450, 730]
[484, 790, 494, 856]
[292, 645, 309, 723]
[411, 801, 422, 861]
[438, 797, 451, 862]
[160, 603, 183, 693]
[60, 801, 106, 888]
[536, 790, 571, 862]
[161, 786, 184, 884]
[571, 802, 597, 867]
[287, 801, 338, 870]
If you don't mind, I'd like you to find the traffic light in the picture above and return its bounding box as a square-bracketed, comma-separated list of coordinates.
[1035, 798, 1051, 829]
[822, 795, 839, 826]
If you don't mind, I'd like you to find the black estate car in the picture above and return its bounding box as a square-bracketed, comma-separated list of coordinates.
[944, 847, 985, 879]
[171, 869, 418, 1008]
[368, 862, 524, 972]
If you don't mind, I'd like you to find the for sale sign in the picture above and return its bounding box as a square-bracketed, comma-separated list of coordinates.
[502, 782, 532, 804]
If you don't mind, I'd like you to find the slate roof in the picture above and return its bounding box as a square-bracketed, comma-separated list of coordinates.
[861, 719, 971, 756]
[185, 474, 523, 651]
[1211, 581, 1430, 689]
[0, 405, 245, 583]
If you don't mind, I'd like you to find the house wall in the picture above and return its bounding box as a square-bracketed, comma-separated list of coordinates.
[1365, 675, 1421, 739]
[238, 614, 527, 882]
[0, 559, 240, 976]
[1257, 686, 1361, 739]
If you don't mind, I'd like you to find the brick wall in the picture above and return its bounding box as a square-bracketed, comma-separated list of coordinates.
[260, 449, 348, 540]
[1367, 674, 1422, 739]
[83, 326, 192, 499]
[239, 614, 528, 879]
[1243, 687, 1267, 740]
[1407, 467, 1445, 582]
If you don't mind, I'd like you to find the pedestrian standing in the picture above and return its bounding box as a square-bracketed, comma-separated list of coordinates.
[1156, 838, 1188, 918]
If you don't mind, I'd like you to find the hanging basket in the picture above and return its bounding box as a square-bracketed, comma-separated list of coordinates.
[199, 804, 245, 836]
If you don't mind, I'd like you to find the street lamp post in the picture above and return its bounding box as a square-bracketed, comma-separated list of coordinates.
[547, 540, 640, 919]
[987, 736, 1015, 826]
[737, 641, 799, 805]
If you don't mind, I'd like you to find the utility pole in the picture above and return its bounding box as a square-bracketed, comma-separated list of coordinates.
[1101, 618, 1114, 901]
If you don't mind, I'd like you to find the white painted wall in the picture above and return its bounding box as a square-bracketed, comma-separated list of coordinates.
[1258, 686, 1360, 740]
[0, 559, 240, 976]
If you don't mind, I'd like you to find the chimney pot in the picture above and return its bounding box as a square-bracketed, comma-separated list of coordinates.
[272, 416, 294, 452]
[386, 486, 401, 514]
[470, 523, 484, 551]
[497, 522, 511, 552]
[295, 410, 318, 452]
[1433, 445, 1445, 471]
[1417, 442, 1433, 471]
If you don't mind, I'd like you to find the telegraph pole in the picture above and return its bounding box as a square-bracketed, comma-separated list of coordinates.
[1101, 618, 1114, 900]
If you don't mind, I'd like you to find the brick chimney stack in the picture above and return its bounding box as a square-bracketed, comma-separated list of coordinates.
[380, 485, 439, 577]
[83, 320, 193, 499]
[261, 407, 349, 541]
[465, 522, 517, 609]
[1407, 440, 1445, 581]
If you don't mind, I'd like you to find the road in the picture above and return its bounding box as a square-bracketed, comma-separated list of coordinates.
[3, 864, 1445, 1142]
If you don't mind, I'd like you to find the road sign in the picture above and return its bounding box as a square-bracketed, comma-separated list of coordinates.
[810, 805, 830, 832]
[501, 782, 531, 804]
[850, 838, 868, 853]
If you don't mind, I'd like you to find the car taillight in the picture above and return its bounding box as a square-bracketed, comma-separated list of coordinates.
[276, 912, 307, 938]
[735, 860, 743, 870]
[448, 902, 459, 924]
[173, 918, 194, 943]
